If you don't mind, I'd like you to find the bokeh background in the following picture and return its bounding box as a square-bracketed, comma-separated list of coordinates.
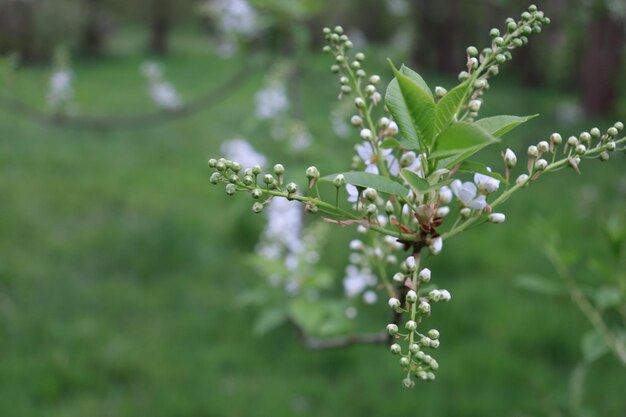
[1, 0, 625, 416]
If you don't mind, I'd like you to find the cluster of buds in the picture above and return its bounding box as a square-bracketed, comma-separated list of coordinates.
[386, 259, 451, 387]
[458, 4, 551, 121]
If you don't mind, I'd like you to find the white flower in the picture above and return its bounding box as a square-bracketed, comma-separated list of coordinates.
[47, 69, 73, 110]
[346, 184, 360, 203]
[149, 81, 181, 109]
[343, 265, 376, 298]
[255, 83, 288, 120]
[387, 121, 399, 136]
[355, 142, 396, 175]
[450, 180, 487, 209]
[349, 240, 364, 250]
[221, 138, 267, 169]
[474, 170, 500, 193]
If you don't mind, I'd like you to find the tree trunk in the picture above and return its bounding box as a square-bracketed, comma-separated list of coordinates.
[80, 0, 106, 57]
[149, 0, 171, 55]
[580, 8, 625, 115]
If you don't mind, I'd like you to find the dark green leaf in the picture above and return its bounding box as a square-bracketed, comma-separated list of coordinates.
[385, 61, 435, 150]
[321, 171, 409, 196]
[397, 64, 433, 98]
[380, 138, 401, 149]
[474, 114, 538, 137]
[431, 122, 500, 161]
[434, 81, 470, 134]
[458, 160, 508, 184]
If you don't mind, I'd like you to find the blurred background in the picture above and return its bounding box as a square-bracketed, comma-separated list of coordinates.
[0, 0, 625, 416]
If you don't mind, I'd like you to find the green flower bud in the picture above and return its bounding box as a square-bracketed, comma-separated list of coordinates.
[418, 301, 431, 314]
[434, 86, 447, 97]
[251, 188, 263, 199]
[607, 127, 618, 137]
[495, 54, 506, 64]
[474, 79, 486, 89]
[252, 202, 264, 213]
[208, 158, 217, 167]
[403, 377, 415, 388]
[521, 11, 532, 20]
[350, 61, 360, 70]
[351, 115, 363, 126]
[430, 339, 440, 349]
[369, 74, 380, 84]
[393, 272, 404, 283]
[386, 323, 399, 335]
[575, 144, 586, 155]
[512, 38, 523, 48]
[322, 45, 331, 53]
[409, 343, 420, 353]
[490, 28, 500, 38]
[458, 71, 470, 81]
[252, 165, 262, 175]
[231, 162, 242, 172]
[334, 25, 344, 34]
[535, 159, 548, 170]
[354, 97, 366, 108]
[494, 37, 505, 46]
[579, 132, 591, 143]
[385, 200, 394, 214]
[459, 207, 471, 218]
[550, 132, 562, 145]
[355, 68, 365, 77]
[537, 141, 549, 153]
[400, 357, 410, 366]
[286, 182, 298, 193]
[527, 145, 538, 158]
[273, 164, 285, 176]
[606, 141, 616, 152]
[590, 127, 601, 138]
[600, 151, 610, 161]
[528, 4, 537, 12]
[390, 343, 401, 355]
[209, 172, 221, 184]
[225, 183, 236, 195]
[507, 21, 517, 32]
[466, 46, 478, 56]
[355, 52, 365, 61]
[344, 41, 353, 49]
[322, 27, 331, 35]
[242, 175, 254, 186]
[406, 290, 418, 303]
[567, 136, 578, 147]
[405, 320, 417, 331]
[331, 64, 340, 73]
[263, 174, 274, 185]
[388, 297, 401, 309]
[216, 161, 226, 172]
[228, 174, 239, 184]
[305, 166, 320, 180]
[366, 203, 377, 215]
[615, 121, 624, 131]
[341, 85, 352, 94]
[428, 329, 440, 340]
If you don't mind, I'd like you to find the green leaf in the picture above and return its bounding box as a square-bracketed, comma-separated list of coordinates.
[400, 169, 448, 193]
[397, 64, 433, 98]
[431, 122, 500, 163]
[474, 114, 538, 137]
[581, 329, 609, 363]
[434, 81, 470, 135]
[515, 274, 565, 296]
[321, 171, 409, 196]
[594, 286, 622, 311]
[254, 307, 288, 335]
[288, 299, 351, 337]
[380, 138, 401, 149]
[385, 61, 436, 150]
[458, 160, 508, 184]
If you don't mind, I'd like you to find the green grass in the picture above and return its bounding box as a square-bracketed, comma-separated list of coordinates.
[0, 31, 625, 417]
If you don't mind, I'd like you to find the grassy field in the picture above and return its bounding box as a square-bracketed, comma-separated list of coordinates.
[1, 30, 625, 416]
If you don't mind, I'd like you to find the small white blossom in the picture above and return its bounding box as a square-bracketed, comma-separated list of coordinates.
[429, 236, 443, 255]
[221, 138, 267, 169]
[450, 180, 487, 209]
[488, 213, 506, 223]
[439, 186, 453, 204]
[474, 171, 500, 193]
[355, 142, 397, 175]
[504, 148, 517, 167]
[255, 83, 289, 120]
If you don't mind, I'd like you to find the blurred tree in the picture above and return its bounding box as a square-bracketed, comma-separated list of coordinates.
[148, 0, 172, 54]
[580, 0, 625, 115]
[80, 0, 111, 56]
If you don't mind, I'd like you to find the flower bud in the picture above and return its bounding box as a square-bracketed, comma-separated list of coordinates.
[285, 182, 297, 194]
[273, 164, 285, 176]
[369, 75, 380, 84]
[208, 158, 217, 167]
[458, 71, 470, 81]
[436, 206, 450, 218]
[466, 46, 478, 56]
[468, 99, 482, 112]
[251, 188, 263, 199]
[606, 141, 616, 151]
[360, 128, 373, 140]
[419, 268, 431, 282]
[340, 85, 352, 94]
[209, 172, 221, 184]
[550, 133, 562, 145]
[242, 175, 254, 186]
[507, 21, 517, 31]
[416, 370, 428, 380]
[429, 290, 442, 302]
[579, 132, 591, 143]
[488, 212, 506, 223]
[440, 290, 451, 301]
[405, 320, 417, 331]
[400, 357, 410, 366]
[216, 161, 226, 172]
[364, 188, 378, 201]
[495, 53, 506, 64]
[333, 174, 346, 187]
[252, 165, 262, 175]
[387, 121, 399, 135]
[490, 28, 500, 37]
[435, 86, 447, 97]
[305, 166, 320, 180]
[330, 64, 340, 73]
[575, 144, 586, 155]
[355, 52, 365, 61]
[409, 343, 420, 353]
[567, 136, 578, 147]
[418, 301, 431, 314]
[387, 323, 399, 335]
[459, 207, 471, 218]
[385, 200, 394, 214]
[420, 336, 432, 347]
[406, 290, 418, 303]
[537, 141, 549, 153]
[535, 159, 548, 170]
[615, 121, 624, 131]
[366, 203, 377, 215]
[225, 183, 236, 195]
[350, 115, 363, 126]
[428, 329, 440, 339]
[590, 127, 601, 138]
[527, 145, 538, 158]
[405, 256, 416, 271]
[263, 174, 274, 185]
[504, 148, 517, 167]
[390, 343, 401, 354]
[430, 340, 440, 349]
[428, 237, 442, 256]
[474, 79, 486, 89]
[600, 152, 609, 161]
[252, 202, 264, 213]
[393, 272, 404, 283]
[607, 127, 618, 137]
[388, 297, 401, 309]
